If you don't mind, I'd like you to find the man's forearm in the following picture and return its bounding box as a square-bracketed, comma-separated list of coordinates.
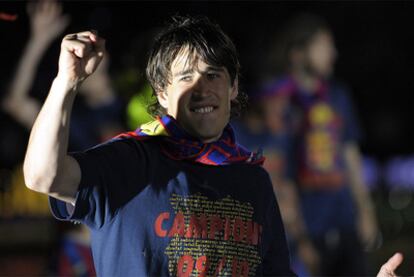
[344, 142, 378, 250]
[23, 77, 77, 194]
[24, 30, 105, 204]
[344, 143, 376, 214]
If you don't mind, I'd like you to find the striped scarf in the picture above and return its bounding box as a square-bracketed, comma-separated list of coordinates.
[116, 115, 264, 166]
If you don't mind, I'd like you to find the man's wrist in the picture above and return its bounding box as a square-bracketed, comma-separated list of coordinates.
[53, 75, 82, 93]
[51, 76, 82, 99]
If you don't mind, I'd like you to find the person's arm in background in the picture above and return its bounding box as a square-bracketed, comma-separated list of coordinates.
[272, 179, 320, 275]
[23, 31, 105, 204]
[2, 0, 69, 129]
[261, 94, 320, 275]
[344, 142, 379, 250]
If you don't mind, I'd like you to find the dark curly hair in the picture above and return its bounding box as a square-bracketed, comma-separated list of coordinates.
[145, 15, 247, 118]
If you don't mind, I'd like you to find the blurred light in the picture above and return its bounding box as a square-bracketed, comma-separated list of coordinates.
[388, 187, 412, 210]
[0, 12, 17, 21]
[385, 155, 414, 190]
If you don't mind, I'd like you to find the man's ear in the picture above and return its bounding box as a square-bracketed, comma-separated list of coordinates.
[156, 90, 169, 109]
[230, 78, 239, 100]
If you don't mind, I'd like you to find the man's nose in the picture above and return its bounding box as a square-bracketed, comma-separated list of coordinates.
[192, 74, 211, 96]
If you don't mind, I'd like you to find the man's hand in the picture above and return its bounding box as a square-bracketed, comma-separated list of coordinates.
[377, 253, 404, 277]
[57, 31, 105, 87]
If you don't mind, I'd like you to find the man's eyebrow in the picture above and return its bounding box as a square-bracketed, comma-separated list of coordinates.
[174, 66, 224, 78]
[173, 69, 194, 78]
[205, 66, 224, 72]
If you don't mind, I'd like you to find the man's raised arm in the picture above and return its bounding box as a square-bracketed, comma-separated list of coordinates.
[23, 31, 105, 204]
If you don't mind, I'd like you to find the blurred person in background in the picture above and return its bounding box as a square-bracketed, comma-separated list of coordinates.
[0, 1, 107, 275]
[56, 222, 96, 277]
[113, 28, 162, 129]
[1, 1, 125, 152]
[0, 0, 69, 174]
[0, 0, 70, 228]
[260, 13, 379, 275]
[2, 0, 69, 130]
[232, 95, 319, 275]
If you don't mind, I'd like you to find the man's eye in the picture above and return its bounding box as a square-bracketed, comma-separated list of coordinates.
[207, 73, 220, 80]
[180, 76, 192, 82]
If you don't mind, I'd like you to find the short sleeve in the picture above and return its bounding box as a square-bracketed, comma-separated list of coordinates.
[49, 137, 152, 229]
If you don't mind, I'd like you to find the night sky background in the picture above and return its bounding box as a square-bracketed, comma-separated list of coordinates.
[2, 1, 414, 274]
[2, 1, 414, 162]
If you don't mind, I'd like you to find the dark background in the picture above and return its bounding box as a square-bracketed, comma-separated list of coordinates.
[1, 1, 414, 275]
[0, 1, 414, 161]
[2, 1, 414, 161]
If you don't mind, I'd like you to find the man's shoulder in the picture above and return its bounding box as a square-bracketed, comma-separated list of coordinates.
[221, 162, 271, 184]
[74, 134, 161, 163]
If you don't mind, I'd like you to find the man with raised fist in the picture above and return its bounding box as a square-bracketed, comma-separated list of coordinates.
[23, 17, 294, 276]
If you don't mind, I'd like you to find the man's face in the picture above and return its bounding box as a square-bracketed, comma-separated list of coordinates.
[304, 30, 337, 78]
[157, 49, 238, 142]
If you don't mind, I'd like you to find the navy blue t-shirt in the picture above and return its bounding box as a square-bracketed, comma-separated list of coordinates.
[232, 120, 294, 182]
[290, 81, 361, 236]
[50, 137, 294, 276]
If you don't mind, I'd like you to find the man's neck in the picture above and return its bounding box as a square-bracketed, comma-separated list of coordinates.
[199, 133, 222, 143]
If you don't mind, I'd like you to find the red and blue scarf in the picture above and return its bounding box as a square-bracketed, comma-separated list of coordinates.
[257, 75, 345, 189]
[255, 75, 329, 104]
[116, 115, 264, 166]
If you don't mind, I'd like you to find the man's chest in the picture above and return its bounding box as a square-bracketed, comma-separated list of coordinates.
[105, 167, 270, 276]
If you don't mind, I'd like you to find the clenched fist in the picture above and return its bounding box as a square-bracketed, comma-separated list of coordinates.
[57, 31, 105, 86]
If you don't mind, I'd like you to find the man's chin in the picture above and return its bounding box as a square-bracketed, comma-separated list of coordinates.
[188, 127, 222, 143]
